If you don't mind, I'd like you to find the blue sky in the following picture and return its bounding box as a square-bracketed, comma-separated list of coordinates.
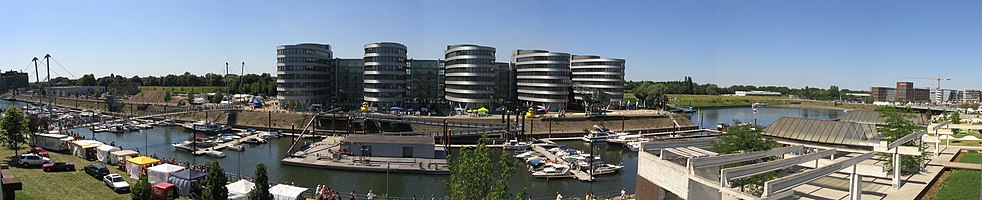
[2, 1, 981, 90]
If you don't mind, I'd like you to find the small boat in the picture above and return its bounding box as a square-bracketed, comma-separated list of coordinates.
[581, 125, 613, 143]
[203, 150, 226, 158]
[172, 141, 196, 152]
[227, 145, 244, 151]
[503, 140, 530, 150]
[532, 163, 572, 179]
[243, 137, 267, 144]
[589, 164, 625, 175]
[514, 151, 539, 159]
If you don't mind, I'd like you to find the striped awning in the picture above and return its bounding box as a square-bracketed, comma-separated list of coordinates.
[764, 117, 880, 147]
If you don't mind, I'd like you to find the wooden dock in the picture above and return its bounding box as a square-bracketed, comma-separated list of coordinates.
[530, 145, 594, 181]
[192, 133, 263, 155]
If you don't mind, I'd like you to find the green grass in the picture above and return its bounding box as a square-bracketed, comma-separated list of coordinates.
[0, 146, 134, 200]
[667, 94, 790, 108]
[945, 140, 982, 147]
[959, 152, 982, 164]
[141, 86, 224, 94]
[932, 169, 981, 200]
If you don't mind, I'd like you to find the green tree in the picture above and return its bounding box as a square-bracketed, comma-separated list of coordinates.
[131, 176, 152, 200]
[874, 106, 928, 176]
[712, 125, 779, 196]
[949, 111, 961, 124]
[210, 94, 223, 104]
[163, 92, 172, 102]
[1, 107, 30, 155]
[203, 161, 229, 200]
[248, 164, 273, 200]
[78, 74, 98, 86]
[445, 135, 521, 200]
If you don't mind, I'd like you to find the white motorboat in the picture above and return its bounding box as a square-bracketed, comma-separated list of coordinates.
[203, 150, 226, 158]
[172, 141, 196, 152]
[588, 164, 624, 175]
[503, 140, 530, 150]
[532, 163, 572, 178]
[243, 137, 267, 144]
[514, 151, 539, 159]
[227, 145, 245, 151]
[581, 125, 613, 143]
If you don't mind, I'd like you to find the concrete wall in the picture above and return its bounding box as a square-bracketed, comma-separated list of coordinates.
[638, 151, 690, 196]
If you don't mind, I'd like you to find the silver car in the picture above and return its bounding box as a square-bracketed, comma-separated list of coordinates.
[103, 174, 130, 193]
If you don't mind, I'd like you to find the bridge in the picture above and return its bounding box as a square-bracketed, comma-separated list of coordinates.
[350, 112, 510, 129]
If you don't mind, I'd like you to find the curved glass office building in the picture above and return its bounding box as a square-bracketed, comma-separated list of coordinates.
[276, 43, 333, 110]
[571, 55, 625, 103]
[363, 42, 407, 108]
[512, 49, 571, 111]
[444, 44, 496, 109]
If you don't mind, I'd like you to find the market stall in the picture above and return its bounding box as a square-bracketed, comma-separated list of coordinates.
[69, 140, 105, 160]
[147, 163, 185, 184]
[226, 179, 255, 200]
[95, 145, 120, 163]
[125, 156, 160, 179]
[108, 150, 139, 166]
[168, 169, 206, 196]
[270, 184, 308, 200]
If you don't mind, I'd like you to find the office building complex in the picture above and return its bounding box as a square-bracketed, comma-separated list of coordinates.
[570, 55, 625, 104]
[512, 50, 572, 111]
[869, 82, 931, 103]
[931, 89, 958, 103]
[363, 42, 408, 108]
[275, 42, 624, 112]
[276, 43, 334, 109]
[0, 70, 29, 92]
[407, 59, 444, 107]
[962, 90, 981, 103]
[444, 44, 496, 109]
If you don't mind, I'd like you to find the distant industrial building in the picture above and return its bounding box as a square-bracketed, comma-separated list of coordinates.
[930, 89, 958, 104]
[0, 70, 29, 92]
[869, 82, 931, 103]
[962, 90, 981, 103]
[733, 91, 782, 96]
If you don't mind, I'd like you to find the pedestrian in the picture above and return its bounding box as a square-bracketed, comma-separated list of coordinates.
[620, 188, 626, 199]
[366, 190, 375, 200]
[412, 195, 417, 200]
[585, 192, 591, 200]
[556, 192, 563, 200]
[349, 191, 356, 200]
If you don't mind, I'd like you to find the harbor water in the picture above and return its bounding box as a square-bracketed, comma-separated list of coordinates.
[11, 97, 844, 198]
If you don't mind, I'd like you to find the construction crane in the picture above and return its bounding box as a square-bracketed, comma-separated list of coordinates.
[902, 75, 951, 90]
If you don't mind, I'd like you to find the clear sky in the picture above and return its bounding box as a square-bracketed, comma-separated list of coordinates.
[2, 1, 981, 90]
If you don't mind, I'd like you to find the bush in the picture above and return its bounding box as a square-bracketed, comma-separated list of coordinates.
[131, 176, 151, 200]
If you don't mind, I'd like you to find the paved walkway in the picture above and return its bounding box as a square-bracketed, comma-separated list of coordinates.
[791, 147, 960, 200]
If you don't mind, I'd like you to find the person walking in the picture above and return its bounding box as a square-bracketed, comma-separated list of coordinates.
[620, 188, 627, 199]
[556, 192, 563, 200]
[349, 191, 356, 200]
[366, 190, 375, 200]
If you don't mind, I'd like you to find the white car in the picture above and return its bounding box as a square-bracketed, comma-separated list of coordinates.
[19, 154, 51, 167]
[103, 174, 130, 193]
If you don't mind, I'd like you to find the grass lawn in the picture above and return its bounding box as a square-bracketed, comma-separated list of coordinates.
[0, 146, 135, 200]
[931, 169, 981, 200]
[958, 152, 982, 164]
[141, 86, 224, 94]
[667, 94, 790, 107]
[946, 140, 982, 147]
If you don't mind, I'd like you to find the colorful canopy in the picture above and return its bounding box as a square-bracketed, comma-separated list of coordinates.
[126, 156, 160, 166]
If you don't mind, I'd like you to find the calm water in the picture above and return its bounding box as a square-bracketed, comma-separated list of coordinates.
[45, 103, 843, 198]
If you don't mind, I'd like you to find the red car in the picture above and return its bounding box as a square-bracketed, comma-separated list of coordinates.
[42, 162, 76, 172]
[30, 147, 49, 157]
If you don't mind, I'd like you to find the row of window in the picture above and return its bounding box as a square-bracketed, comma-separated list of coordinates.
[364, 83, 407, 89]
[364, 92, 405, 98]
[364, 74, 405, 80]
[570, 75, 623, 79]
[519, 93, 568, 100]
[570, 61, 624, 67]
[278, 82, 332, 88]
[279, 74, 334, 80]
[445, 67, 494, 74]
[446, 77, 494, 82]
[515, 56, 570, 62]
[517, 79, 569, 84]
[365, 47, 406, 54]
[364, 56, 407, 63]
[445, 50, 494, 57]
[571, 81, 625, 86]
[516, 64, 571, 70]
[571, 68, 625, 73]
[517, 71, 570, 77]
[278, 57, 331, 64]
[446, 85, 495, 91]
[277, 65, 331, 72]
[365, 66, 405, 72]
[277, 49, 331, 57]
[280, 90, 331, 97]
[445, 58, 494, 65]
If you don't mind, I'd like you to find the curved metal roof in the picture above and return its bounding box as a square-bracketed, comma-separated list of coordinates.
[764, 117, 880, 147]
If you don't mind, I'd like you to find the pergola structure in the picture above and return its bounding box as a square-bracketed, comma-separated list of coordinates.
[636, 118, 931, 200]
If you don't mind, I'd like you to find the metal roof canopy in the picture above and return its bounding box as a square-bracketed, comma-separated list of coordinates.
[839, 110, 929, 125]
[721, 149, 836, 184]
[764, 117, 880, 147]
[763, 153, 875, 197]
[641, 137, 717, 152]
[688, 145, 805, 169]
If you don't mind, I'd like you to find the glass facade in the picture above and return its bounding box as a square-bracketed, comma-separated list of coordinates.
[363, 42, 408, 108]
[444, 44, 496, 108]
[276, 43, 333, 110]
[512, 50, 571, 111]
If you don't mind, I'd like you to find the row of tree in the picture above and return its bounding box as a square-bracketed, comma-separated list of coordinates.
[626, 76, 870, 101]
[42, 72, 277, 96]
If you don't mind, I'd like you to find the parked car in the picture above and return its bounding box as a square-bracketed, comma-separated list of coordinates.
[19, 154, 51, 167]
[42, 162, 76, 172]
[84, 164, 110, 179]
[30, 146, 49, 157]
[103, 174, 130, 193]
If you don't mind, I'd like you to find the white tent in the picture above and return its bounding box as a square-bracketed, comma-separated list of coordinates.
[147, 164, 185, 184]
[95, 145, 120, 163]
[108, 150, 139, 166]
[270, 184, 308, 200]
[226, 179, 255, 200]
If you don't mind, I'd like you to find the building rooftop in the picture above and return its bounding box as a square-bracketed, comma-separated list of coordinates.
[764, 117, 880, 147]
[341, 135, 434, 145]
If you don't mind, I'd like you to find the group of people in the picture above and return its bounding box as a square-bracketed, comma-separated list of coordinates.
[313, 186, 377, 200]
[555, 188, 629, 200]
[147, 155, 210, 172]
